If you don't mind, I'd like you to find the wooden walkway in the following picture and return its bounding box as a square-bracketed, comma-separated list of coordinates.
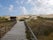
[1, 21, 27, 40]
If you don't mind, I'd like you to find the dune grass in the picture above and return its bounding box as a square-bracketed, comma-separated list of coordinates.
[0, 17, 16, 38]
[27, 16, 53, 40]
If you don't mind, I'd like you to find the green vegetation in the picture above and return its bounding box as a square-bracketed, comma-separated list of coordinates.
[0, 17, 16, 38]
[27, 16, 53, 40]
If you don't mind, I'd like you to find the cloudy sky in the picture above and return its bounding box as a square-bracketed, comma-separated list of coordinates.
[0, 0, 53, 16]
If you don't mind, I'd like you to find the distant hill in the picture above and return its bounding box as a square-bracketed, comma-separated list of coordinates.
[41, 14, 53, 18]
[46, 14, 53, 16]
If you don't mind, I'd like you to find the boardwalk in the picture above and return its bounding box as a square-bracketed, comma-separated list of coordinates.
[1, 21, 27, 40]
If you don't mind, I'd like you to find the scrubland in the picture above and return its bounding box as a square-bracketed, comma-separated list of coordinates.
[0, 17, 16, 38]
[27, 16, 53, 40]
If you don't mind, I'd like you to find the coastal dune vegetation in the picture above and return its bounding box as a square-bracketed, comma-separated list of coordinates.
[0, 17, 16, 38]
[27, 16, 53, 40]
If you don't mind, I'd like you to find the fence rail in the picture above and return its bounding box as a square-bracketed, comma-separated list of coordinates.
[24, 21, 38, 40]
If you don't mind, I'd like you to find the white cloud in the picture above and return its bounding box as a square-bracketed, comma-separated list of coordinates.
[16, 0, 24, 5]
[26, 0, 53, 15]
[27, 0, 32, 3]
[9, 5, 14, 11]
[16, 1, 19, 4]
[20, 0, 24, 4]
[20, 6, 28, 15]
[15, 0, 53, 15]
[27, 0, 36, 5]
[47, 0, 53, 5]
